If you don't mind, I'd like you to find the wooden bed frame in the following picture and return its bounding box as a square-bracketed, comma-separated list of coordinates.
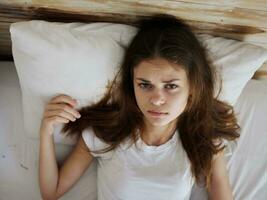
[1, 0, 267, 79]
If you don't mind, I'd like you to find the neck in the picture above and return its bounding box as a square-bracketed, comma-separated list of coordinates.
[140, 119, 177, 146]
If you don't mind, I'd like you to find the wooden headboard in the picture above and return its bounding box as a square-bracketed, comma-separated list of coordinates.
[1, 0, 267, 79]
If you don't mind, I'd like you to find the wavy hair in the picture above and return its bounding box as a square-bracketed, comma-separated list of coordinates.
[61, 13, 240, 188]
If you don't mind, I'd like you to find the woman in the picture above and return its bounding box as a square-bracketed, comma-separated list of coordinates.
[39, 14, 240, 200]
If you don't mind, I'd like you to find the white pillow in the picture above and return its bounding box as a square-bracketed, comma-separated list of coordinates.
[196, 34, 267, 105]
[10, 20, 267, 145]
[10, 21, 136, 145]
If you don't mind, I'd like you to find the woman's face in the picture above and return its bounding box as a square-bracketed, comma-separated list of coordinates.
[133, 57, 190, 127]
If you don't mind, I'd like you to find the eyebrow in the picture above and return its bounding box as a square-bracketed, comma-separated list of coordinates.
[136, 78, 180, 83]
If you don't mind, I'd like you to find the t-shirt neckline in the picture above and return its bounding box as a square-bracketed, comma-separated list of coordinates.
[136, 129, 178, 152]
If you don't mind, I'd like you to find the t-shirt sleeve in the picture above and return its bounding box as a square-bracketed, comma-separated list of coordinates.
[82, 127, 112, 158]
[222, 139, 238, 157]
[214, 138, 238, 157]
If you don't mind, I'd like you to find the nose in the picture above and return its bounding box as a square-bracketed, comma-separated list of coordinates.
[149, 90, 165, 106]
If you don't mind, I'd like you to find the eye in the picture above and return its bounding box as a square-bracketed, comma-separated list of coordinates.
[138, 83, 178, 90]
[138, 83, 152, 90]
[165, 84, 178, 90]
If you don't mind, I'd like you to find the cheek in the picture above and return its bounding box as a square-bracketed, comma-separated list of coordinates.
[134, 86, 145, 107]
[136, 93, 146, 107]
[169, 92, 189, 112]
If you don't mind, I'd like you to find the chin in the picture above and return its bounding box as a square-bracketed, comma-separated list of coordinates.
[146, 117, 173, 127]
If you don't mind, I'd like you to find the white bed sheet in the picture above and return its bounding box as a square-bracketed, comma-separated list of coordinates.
[0, 62, 97, 200]
[190, 78, 267, 200]
[0, 61, 267, 200]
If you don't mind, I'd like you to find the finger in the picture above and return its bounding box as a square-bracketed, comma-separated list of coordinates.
[46, 103, 81, 118]
[44, 109, 78, 122]
[47, 115, 70, 124]
[50, 94, 77, 107]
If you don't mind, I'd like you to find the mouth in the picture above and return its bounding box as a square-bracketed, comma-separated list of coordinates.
[147, 110, 168, 117]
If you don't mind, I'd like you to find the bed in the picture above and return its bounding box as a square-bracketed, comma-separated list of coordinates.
[1, 61, 267, 200]
[0, 1, 267, 200]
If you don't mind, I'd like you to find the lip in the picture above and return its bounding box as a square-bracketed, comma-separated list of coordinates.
[147, 110, 168, 117]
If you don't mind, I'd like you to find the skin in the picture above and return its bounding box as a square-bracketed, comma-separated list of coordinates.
[39, 95, 94, 200]
[208, 150, 234, 200]
[133, 57, 190, 146]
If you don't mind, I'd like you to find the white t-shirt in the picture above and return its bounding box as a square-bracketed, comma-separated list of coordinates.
[82, 127, 195, 200]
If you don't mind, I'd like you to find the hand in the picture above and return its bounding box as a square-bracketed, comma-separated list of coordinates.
[40, 94, 81, 136]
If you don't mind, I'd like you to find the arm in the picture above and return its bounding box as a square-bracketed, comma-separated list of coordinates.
[207, 150, 234, 200]
[39, 127, 94, 200]
[38, 94, 94, 199]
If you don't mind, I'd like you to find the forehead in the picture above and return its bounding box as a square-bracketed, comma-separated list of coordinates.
[134, 58, 186, 79]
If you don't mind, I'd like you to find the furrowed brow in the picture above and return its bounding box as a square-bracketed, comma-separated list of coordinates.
[136, 78, 180, 83]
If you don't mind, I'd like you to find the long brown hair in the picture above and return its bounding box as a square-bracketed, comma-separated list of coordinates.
[61, 13, 240, 187]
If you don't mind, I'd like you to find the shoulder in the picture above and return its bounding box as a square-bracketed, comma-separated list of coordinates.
[74, 135, 94, 159]
[208, 149, 233, 199]
[81, 127, 112, 157]
[212, 138, 235, 157]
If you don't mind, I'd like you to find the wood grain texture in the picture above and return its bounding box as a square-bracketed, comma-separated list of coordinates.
[1, 0, 267, 79]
